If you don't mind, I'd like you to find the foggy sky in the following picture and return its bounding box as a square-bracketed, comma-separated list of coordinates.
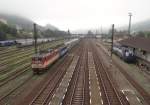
[0, 0, 150, 30]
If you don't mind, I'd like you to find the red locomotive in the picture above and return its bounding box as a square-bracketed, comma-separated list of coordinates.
[32, 48, 60, 73]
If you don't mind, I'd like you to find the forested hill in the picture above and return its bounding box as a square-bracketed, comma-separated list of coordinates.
[0, 13, 69, 40]
[0, 13, 34, 31]
[0, 13, 58, 31]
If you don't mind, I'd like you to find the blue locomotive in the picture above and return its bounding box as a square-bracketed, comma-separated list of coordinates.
[113, 44, 136, 63]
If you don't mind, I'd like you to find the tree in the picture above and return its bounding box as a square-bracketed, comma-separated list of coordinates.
[0, 22, 18, 39]
[87, 30, 93, 35]
[0, 29, 6, 40]
[136, 31, 145, 37]
[145, 32, 150, 37]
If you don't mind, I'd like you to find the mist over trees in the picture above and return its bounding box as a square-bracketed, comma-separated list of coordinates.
[0, 14, 70, 40]
[0, 22, 17, 40]
[41, 29, 69, 37]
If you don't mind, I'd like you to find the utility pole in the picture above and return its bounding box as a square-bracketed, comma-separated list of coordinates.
[95, 29, 97, 38]
[33, 23, 38, 54]
[100, 26, 103, 38]
[128, 12, 132, 36]
[68, 29, 70, 40]
[68, 29, 70, 35]
[111, 24, 114, 58]
[101, 26, 103, 38]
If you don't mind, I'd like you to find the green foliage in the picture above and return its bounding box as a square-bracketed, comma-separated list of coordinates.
[0, 22, 17, 40]
[136, 31, 145, 37]
[145, 32, 150, 37]
[136, 31, 150, 38]
[41, 29, 68, 37]
[87, 30, 93, 35]
[0, 29, 6, 40]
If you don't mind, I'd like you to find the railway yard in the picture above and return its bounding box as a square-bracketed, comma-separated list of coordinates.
[0, 38, 149, 105]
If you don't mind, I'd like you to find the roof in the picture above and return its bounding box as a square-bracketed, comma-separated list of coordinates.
[118, 37, 150, 52]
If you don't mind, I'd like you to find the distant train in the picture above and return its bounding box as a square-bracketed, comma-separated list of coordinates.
[113, 44, 136, 63]
[16, 38, 53, 48]
[65, 38, 79, 50]
[0, 38, 54, 47]
[31, 38, 79, 74]
[0, 40, 17, 47]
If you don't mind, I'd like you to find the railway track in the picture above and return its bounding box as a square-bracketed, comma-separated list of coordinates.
[0, 71, 33, 104]
[0, 42, 48, 56]
[84, 41, 90, 105]
[0, 47, 18, 55]
[0, 42, 66, 93]
[0, 56, 31, 73]
[62, 40, 89, 105]
[91, 40, 129, 105]
[114, 62, 150, 105]
[96, 39, 150, 105]
[3, 38, 147, 105]
[0, 58, 31, 81]
[0, 42, 51, 60]
[29, 55, 74, 105]
[0, 52, 32, 67]
[1, 45, 76, 105]
[15, 41, 81, 105]
[0, 41, 62, 67]
[0, 40, 64, 60]
[0, 48, 32, 62]
[0, 41, 64, 76]
[0, 39, 71, 105]
[0, 64, 30, 87]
